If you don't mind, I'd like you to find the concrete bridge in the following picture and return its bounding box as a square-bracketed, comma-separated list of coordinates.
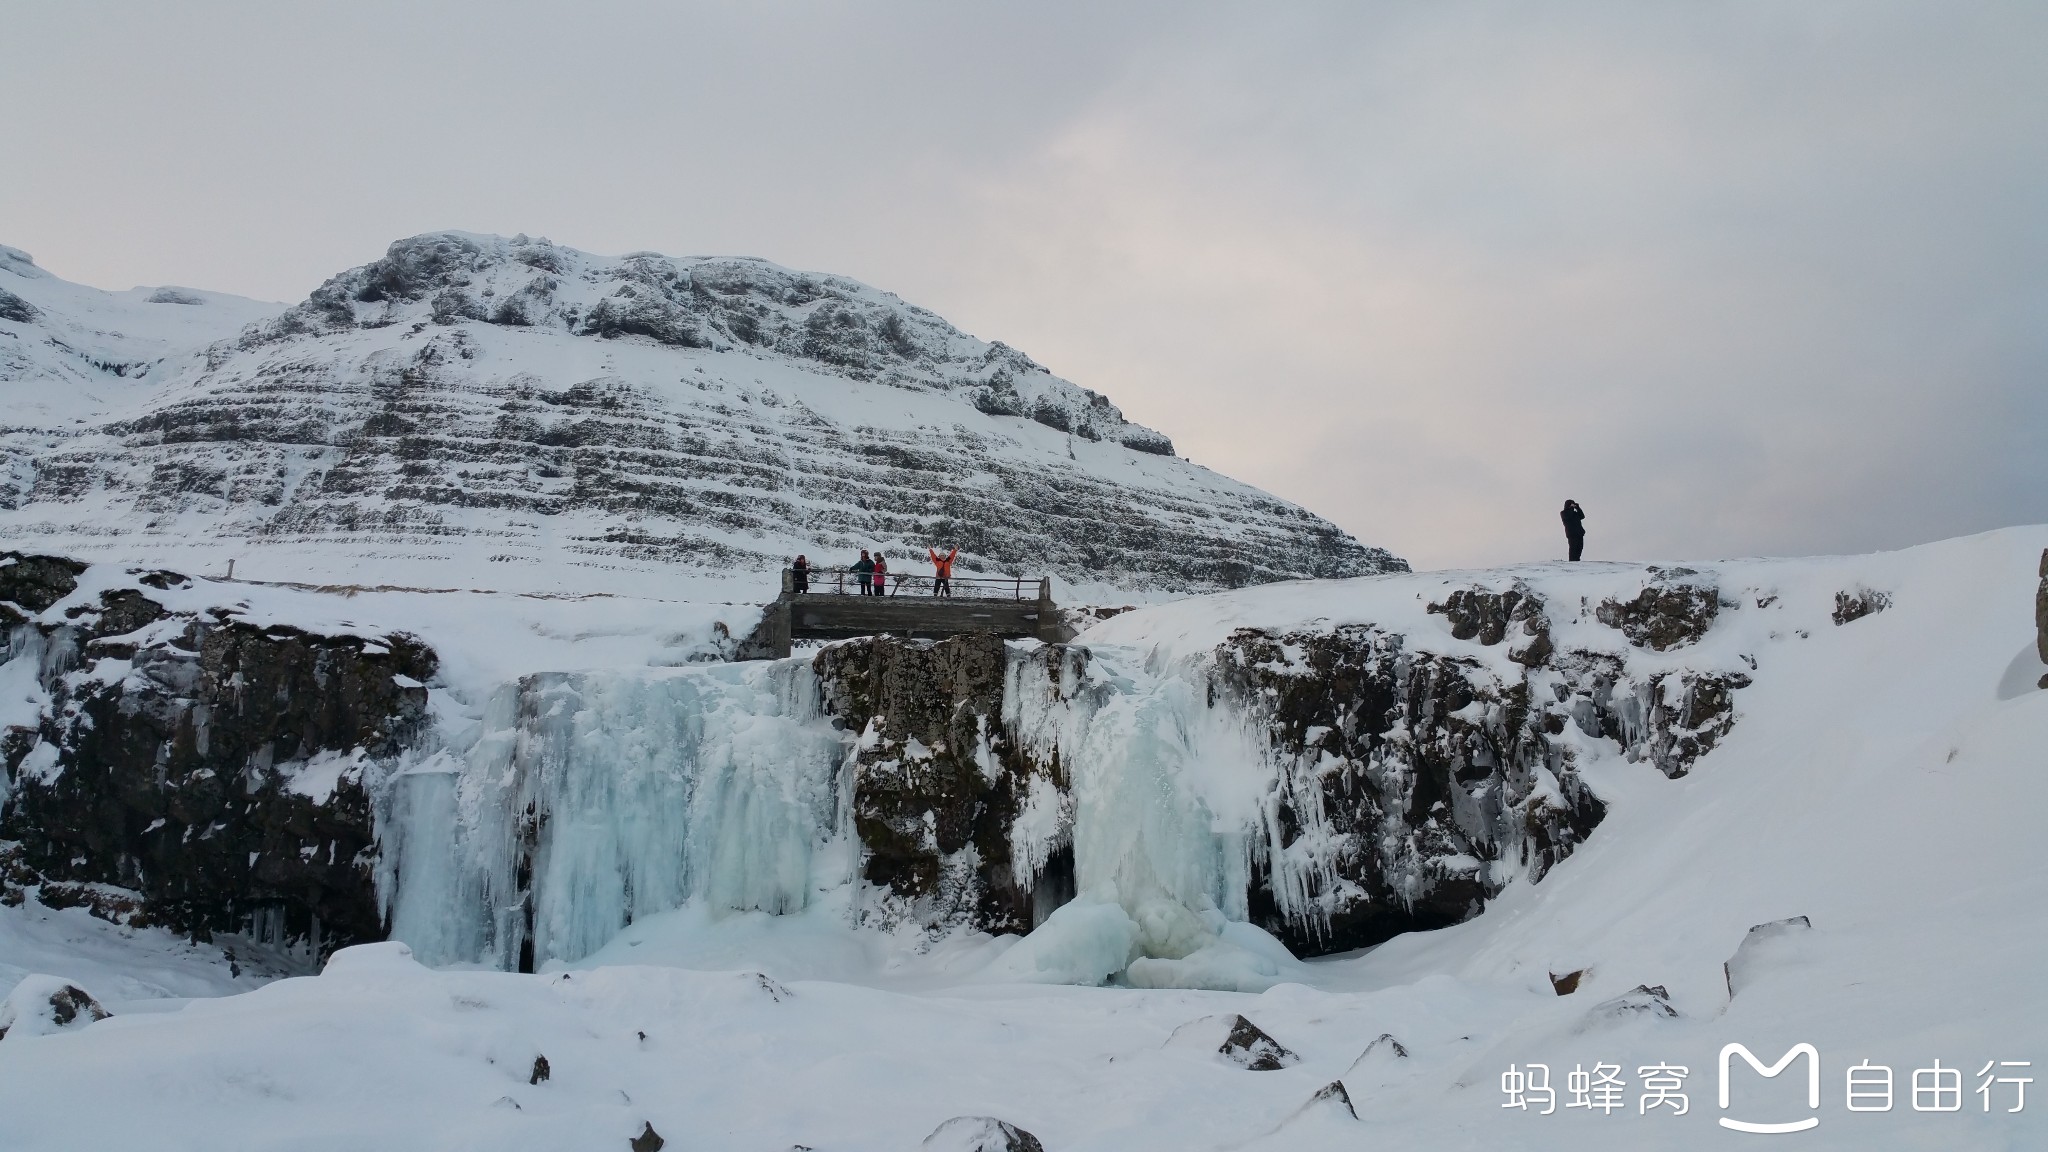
[742, 569, 1073, 658]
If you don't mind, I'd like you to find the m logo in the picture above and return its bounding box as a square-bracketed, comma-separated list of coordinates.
[1719, 1043, 1821, 1133]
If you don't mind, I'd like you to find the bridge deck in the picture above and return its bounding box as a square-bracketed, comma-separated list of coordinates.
[743, 572, 1070, 657]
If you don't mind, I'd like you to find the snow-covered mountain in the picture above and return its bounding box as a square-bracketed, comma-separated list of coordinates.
[0, 234, 1402, 595]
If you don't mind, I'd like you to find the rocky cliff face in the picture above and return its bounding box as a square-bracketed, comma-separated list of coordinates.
[0, 552, 434, 959]
[1, 233, 1402, 593]
[815, 634, 1069, 935]
[3, 549, 1767, 975]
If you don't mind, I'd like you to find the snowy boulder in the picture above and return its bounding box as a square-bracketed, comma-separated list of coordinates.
[921, 1115, 1045, 1152]
[1596, 571, 1719, 650]
[1578, 983, 1679, 1029]
[1344, 1032, 1409, 1075]
[1723, 915, 1815, 999]
[0, 975, 111, 1042]
[1297, 1081, 1358, 1120]
[1166, 1014, 1300, 1071]
[321, 941, 421, 977]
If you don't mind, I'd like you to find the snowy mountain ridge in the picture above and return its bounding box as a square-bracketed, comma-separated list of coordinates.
[0, 233, 1402, 596]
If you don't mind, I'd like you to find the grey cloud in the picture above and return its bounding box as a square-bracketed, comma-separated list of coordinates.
[2, 0, 2042, 567]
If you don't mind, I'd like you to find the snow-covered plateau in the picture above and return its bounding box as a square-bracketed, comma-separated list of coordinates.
[2, 524, 2044, 1151]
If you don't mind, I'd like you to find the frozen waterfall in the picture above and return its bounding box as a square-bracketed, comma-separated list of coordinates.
[381, 658, 850, 969]
[377, 641, 1315, 985]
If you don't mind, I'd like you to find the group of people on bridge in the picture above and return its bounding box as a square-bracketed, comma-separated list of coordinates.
[788, 546, 960, 596]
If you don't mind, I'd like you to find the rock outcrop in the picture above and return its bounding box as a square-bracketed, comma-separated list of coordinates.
[814, 633, 1069, 934]
[0, 553, 435, 958]
[1595, 569, 1718, 651]
[2037, 549, 2047, 688]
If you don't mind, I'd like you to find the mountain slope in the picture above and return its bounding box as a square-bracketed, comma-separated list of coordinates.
[0, 233, 1402, 595]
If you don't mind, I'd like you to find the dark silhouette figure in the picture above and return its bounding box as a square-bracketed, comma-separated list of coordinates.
[929, 546, 958, 596]
[853, 549, 874, 595]
[1561, 500, 1586, 561]
[790, 554, 809, 593]
[871, 552, 889, 596]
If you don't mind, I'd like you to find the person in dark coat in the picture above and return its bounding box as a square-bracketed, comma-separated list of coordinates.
[1561, 500, 1586, 562]
[853, 549, 874, 595]
[791, 554, 810, 594]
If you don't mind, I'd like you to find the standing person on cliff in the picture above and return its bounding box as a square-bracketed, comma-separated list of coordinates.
[853, 549, 874, 595]
[1561, 500, 1587, 562]
[790, 554, 810, 594]
[928, 545, 958, 597]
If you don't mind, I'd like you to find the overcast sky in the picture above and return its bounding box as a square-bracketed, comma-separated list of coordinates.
[5, 1, 2044, 569]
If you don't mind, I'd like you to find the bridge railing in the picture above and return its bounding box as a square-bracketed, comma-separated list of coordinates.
[785, 567, 1049, 602]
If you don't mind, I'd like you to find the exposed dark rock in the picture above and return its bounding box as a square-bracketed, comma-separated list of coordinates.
[530, 1055, 550, 1085]
[814, 634, 1059, 934]
[1428, 581, 1552, 666]
[921, 1116, 1045, 1152]
[1217, 1015, 1300, 1070]
[1832, 588, 1892, 626]
[1596, 573, 1719, 650]
[0, 286, 39, 324]
[1550, 968, 1587, 995]
[0, 560, 437, 959]
[1212, 626, 1606, 954]
[2036, 549, 2046, 686]
[629, 1121, 665, 1152]
[0, 552, 88, 619]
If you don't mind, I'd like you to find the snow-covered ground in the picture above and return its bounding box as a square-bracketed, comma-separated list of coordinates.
[2, 527, 2043, 1150]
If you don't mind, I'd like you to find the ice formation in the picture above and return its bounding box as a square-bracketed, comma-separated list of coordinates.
[380, 639, 1351, 987]
[382, 659, 850, 969]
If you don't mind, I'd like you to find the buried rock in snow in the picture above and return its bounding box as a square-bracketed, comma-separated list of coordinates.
[629, 1121, 665, 1152]
[1724, 915, 1815, 999]
[1344, 1033, 1410, 1075]
[1279, 1082, 1359, 1128]
[1166, 1014, 1301, 1070]
[921, 1115, 1046, 1152]
[1579, 984, 1679, 1029]
[0, 975, 112, 1042]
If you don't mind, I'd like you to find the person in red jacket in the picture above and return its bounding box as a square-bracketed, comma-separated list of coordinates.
[871, 552, 888, 596]
[928, 546, 958, 596]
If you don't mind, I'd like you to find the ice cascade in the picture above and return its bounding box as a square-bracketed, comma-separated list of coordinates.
[381, 658, 851, 969]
